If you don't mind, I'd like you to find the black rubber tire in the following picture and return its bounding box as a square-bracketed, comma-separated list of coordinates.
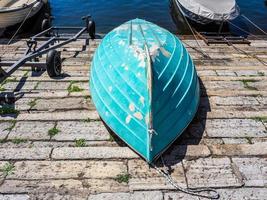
[41, 19, 50, 32]
[87, 20, 96, 39]
[46, 50, 62, 78]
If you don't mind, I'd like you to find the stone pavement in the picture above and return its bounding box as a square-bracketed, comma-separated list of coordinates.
[0, 38, 266, 199]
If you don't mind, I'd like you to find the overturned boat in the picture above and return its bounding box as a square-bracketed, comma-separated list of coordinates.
[0, 0, 47, 29]
[174, 0, 240, 25]
[90, 19, 200, 163]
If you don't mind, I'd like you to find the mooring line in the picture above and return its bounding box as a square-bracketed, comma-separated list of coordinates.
[150, 156, 220, 199]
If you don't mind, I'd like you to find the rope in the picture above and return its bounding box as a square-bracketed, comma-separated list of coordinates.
[150, 156, 220, 199]
[0, 1, 36, 61]
[7, 2, 36, 45]
[226, 20, 267, 66]
[174, 1, 210, 59]
[227, 20, 262, 40]
[241, 14, 267, 36]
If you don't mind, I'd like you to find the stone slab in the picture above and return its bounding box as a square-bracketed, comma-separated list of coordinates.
[8, 121, 54, 140]
[0, 122, 11, 140]
[88, 191, 163, 200]
[205, 119, 267, 138]
[0, 179, 129, 194]
[8, 160, 126, 179]
[34, 98, 90, 111]
[52, 147, 138, 160]
[210, 143, 267, 156]
[232, 157, 267, 187]
[0, 148, 51, 160]
[183, 158, 243, 188]
[54, 121, 110, 141]
[0, 195, 30, 200]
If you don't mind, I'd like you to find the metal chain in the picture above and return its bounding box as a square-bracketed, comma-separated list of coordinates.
[150, 156, 219, 199]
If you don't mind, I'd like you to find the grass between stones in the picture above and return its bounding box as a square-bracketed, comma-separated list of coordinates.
[11, 138, 27, 144]
[27, 98, 38, 109]
[4, 120, 16, 132]
[0, 105, 19, 115]
[67, 81, 84, 93]
[0, 162, 15, 176]
[251, 116, 267, 123]
[48, 125, 60, 137]
[240, 80, 258, 91]
[257, 72, 265, 76]
[114, 173, 132, 183]
[75, 139, 86, 147]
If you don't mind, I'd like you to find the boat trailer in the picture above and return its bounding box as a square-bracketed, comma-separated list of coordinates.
[0, 15, 95, 84]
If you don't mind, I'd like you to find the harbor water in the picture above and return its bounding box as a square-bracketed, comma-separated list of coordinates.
[49, 0, 267, 34]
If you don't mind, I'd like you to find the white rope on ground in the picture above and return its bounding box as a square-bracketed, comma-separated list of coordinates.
[150, 156, 219, 199]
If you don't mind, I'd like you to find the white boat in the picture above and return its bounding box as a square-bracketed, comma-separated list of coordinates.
[0, 0, 47, 29]
[174, 0, 240, 25]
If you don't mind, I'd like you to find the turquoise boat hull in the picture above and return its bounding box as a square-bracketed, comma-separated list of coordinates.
[90, 19, 200, 163]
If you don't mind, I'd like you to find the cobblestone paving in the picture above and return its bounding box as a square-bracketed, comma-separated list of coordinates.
[0, 38, 267, 199]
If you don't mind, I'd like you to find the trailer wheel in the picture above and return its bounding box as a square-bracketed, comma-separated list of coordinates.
[87, 20, 95, 39]
[41, 19, 51, 32]
[46, 50, 62, 78]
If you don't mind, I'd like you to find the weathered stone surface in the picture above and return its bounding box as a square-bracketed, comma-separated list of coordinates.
[29, 193, 88, 200]
[0, 122, 11, 140]
[8, 161, 126, 179]
[183, 158, 243, 188]
[197, 70, 217, 76]
[34, 98, 89, 111]
[2, 81, 38, 91]
[88, 191, 163, 200]
[15, 110, 100, 121]
[232, 158, 267, 187]
[0, 161, 9, 184]
[209, 143, 267, 156]
[14, 98, 31, 110]
[0, 179, 128, 194]
[128, 159, 184, 178]
[165, 192, 212, 200]
[210, 96, 260, 106]
[129, 177, 183, 191]
[1, 39, 267, 197]
[55, 121, 110, 141]
[222, 138, 248, 144]
[165, 188, 267, 200]
[36, 82, 70, 90]
[205, 119, 267, 137]
[203, 81, 244, 90]
[163, 145, 211, 160]
[0, 141, 32, 149]
[8, 121, 54, 140]
[0, 194, 30, 200]
[52, 147, 138, 160]
[0, 148, 51, 160]
[88, 193, 130, 200]
[217, 188, 267, 200]
[215, 70, 236, 76]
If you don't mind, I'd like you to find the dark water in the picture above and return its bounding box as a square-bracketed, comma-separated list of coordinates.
[49, 0, 267, 35]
